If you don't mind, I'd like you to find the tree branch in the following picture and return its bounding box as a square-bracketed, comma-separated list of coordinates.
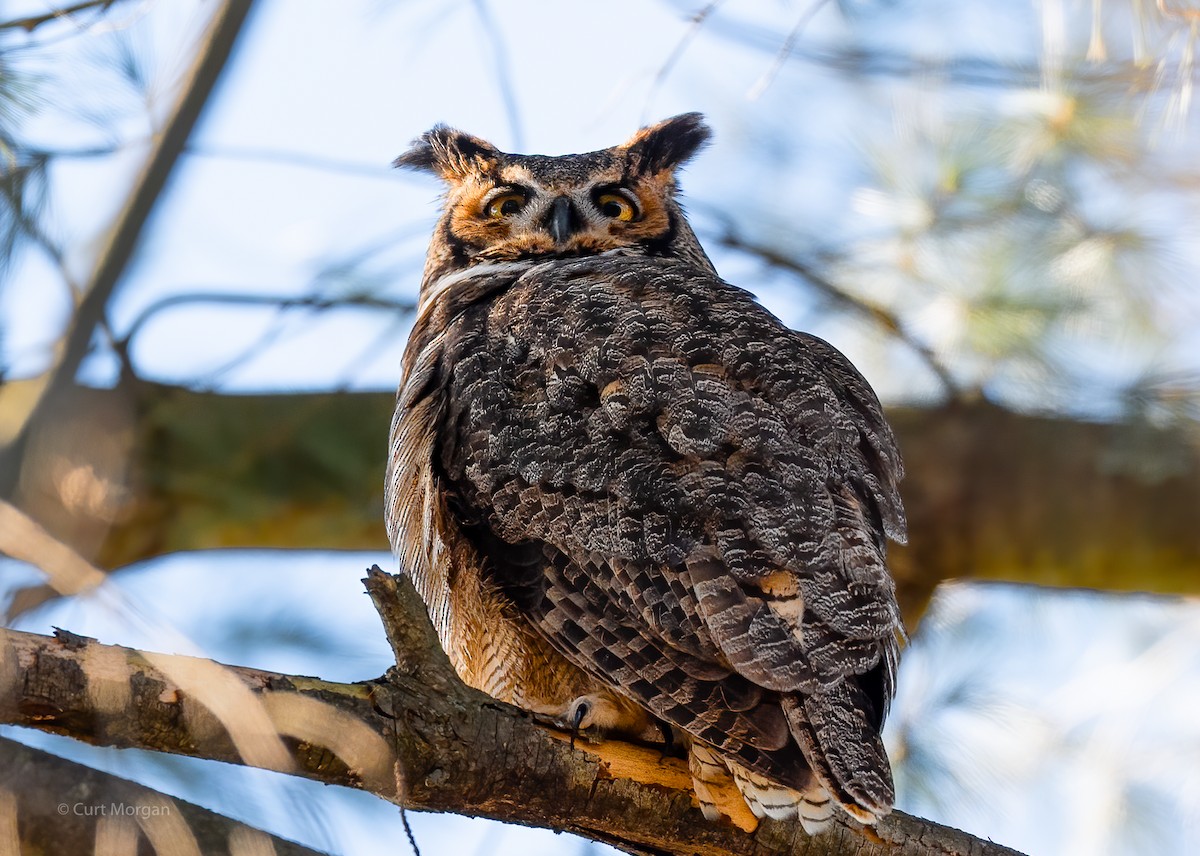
[119, 291, 416, 348]
[663, 1, 1194, 89]
[0, 571, 1024, 856]
[51, 0, 253, 386]
[8, 382, 1196, 624]
[0, 0, 124, 33]
[0, 736, 328, 855]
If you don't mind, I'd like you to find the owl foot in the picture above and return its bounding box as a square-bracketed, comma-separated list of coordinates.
[557, 691, 653, 745]
[568, 699, 587, 749]
[570, 697, 591, 730]
[653, 715, 683, 760]
[564, 695, 609, 747]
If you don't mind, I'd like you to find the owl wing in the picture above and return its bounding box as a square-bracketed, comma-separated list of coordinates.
[440, 255, 904, 813]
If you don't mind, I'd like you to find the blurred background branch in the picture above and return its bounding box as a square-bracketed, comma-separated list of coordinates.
[707, 224, 960, 396]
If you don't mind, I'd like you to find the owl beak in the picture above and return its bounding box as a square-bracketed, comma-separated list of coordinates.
[544, 196, 582, 245]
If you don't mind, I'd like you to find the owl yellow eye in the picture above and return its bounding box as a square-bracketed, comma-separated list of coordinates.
[594, 190, 638, 222]
[484, 191, 526, 219]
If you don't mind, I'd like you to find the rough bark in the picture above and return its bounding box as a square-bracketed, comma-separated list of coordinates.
[0, 736, 326, 856]
[0, 570, 1025, 856]
[3, 379, 1195, 622]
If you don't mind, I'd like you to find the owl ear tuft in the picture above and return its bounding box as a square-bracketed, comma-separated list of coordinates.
[623, 113, 711, 176]
[394, 126, 501, 181]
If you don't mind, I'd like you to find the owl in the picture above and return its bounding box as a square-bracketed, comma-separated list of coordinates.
[385, 114, 906, 833]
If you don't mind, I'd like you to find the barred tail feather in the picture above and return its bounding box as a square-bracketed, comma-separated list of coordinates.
[688, 741, 838, 834]
[687, 742, 727, 822]
[686, 742, 763, 832]
[727, 761, 835, 834]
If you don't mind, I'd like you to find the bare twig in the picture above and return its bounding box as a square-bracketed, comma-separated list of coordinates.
[746, 0, 834, 99]
[186, 143, 399, 178]
[710, 227, 960, 397]
[643, 1, 726, 121]
[115, 290, 416, 387]
[469, 0, 524, 151]
[0, 0, 123, 33]
[23, 142, 406, 178]
[121, 292, 416, 346]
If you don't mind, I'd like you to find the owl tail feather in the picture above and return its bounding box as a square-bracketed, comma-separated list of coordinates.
[687, 741, 730, 823]
[687, 742, 836, 835]
[727, 760, 835, 834]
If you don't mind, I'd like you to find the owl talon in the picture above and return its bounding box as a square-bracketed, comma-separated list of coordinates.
[572, 699, 590, 731]
[570, 699, 590, 749]
[654, 716, 679, 759]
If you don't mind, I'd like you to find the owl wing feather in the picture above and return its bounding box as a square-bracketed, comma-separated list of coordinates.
[438, 254, 903, 812]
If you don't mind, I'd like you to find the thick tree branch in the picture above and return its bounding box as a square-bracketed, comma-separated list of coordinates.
[0, 736, 327, 855]
[4, 382, 1195, 623]
[0, 572, 1024, 856]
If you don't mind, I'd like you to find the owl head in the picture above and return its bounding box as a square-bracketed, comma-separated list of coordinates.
[396, 113, 714, 282]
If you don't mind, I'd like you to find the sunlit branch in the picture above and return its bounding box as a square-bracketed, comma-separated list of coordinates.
[0, 626, 399, 795]
[0, 573, 1027, 856]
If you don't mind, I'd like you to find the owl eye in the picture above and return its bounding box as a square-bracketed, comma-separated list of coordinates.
[593, 190, 638, 222]
[484, 191, 527, 219]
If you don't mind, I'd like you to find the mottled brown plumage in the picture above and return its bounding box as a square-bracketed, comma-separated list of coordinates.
[385, 114, 906, 832]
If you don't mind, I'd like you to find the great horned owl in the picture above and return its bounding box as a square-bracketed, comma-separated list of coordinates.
[385, 114, 906, 832]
